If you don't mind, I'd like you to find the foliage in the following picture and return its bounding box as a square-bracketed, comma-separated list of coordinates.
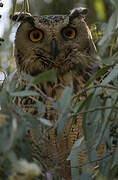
[0, 0, 118, 180]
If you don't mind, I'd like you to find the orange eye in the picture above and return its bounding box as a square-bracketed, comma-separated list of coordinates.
[29, 29, 44, 42]
[62, 27, 76, 39]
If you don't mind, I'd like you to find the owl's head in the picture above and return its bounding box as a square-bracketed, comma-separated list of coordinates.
[12, 8, 96, 76]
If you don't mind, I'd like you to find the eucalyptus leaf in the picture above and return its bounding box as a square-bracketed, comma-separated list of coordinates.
[28, 116, 40, 142]
[82, 95, 102, 144]
[68, 137, 84, 160]
[6, 71, 18, 93]
[80, 171, 91, 180]
[85, 66, 111, 87]
[98, 12, 116, 46]
[111, 144, 118, 168]
[88, 149, 97, 167]
[99, 152, 113, 176]
[70, 153, 80, 180]
[68, 137, 85, 180]
[111, 0, 118, 8]
[57, 86, 72, 138]
[10, 90, 39, 97]
[30, 69, 56, 84]
[36, 101, 45, 117]
[96, 98, 112, 146]
[12, 0, 17, 15]
[101, 56, 118, 66]
[38, 118, 53, 127]
[24, 0, 30, 12]
[7, 151, 18, 165]
[101, 64, 118, 85]
[98, 10, 118, 56]
[77, 93, 94, 113]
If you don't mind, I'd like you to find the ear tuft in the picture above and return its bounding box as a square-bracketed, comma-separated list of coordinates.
[10, 12, 32, 22]
[69, 7, 88, 22]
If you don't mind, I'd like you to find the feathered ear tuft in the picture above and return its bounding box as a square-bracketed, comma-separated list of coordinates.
[10, 12, 32, 22]
[69, 7, 88, 22]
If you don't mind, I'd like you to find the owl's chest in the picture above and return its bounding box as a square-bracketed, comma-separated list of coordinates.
[14, 71, 87, 178]
[16, 71, 86, 119]
[38, 71, 86, 99]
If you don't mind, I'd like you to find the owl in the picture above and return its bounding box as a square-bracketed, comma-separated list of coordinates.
[11, 8, 100, 180]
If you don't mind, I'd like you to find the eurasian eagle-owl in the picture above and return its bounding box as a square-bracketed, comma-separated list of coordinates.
[12, 8, 98, 180]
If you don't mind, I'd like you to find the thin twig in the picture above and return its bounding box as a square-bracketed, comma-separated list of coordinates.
[72, 84, 118, 100]
[71, 153, 112, 169]
[71, 106, 118, 116]
[32, 85, 53, 101]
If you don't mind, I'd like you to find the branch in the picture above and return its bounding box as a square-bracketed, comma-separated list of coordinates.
[71, 106, 118, 116]
[72, 84, 118, 100]
[71, 153, 112, 169]
[32, 85, 53, 101]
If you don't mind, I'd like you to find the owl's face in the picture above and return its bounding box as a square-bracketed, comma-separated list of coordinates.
[14, 8, 96, 76]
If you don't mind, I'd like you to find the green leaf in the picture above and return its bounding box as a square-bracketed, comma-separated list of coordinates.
[96, 98, 112, 146]
[85, 66, 111, 87]
[77, 93, 94, 113]
[111, 0, 118, 8]
[68, 137, 84, 160]
[112, 144, 118, 168]
[99, 12, 117, 46]
[6, 71, 20, 93]
[30, 69, 56, 84]
[70, 153, 80, 180]
[101, 56, 118, 66]
[102, 64, 118, 85]
[12, 0, 17, 15]
[100, 151, 113, 176]
[57, 86, 72, 138]
[82, 94, 102, 144]
[88, 149, 97, 167]
[27, 115, 41, 142]
[80, 170, 91, 180]
[7, 151, 18, 165]
[38, 118, 53, 127]
[98, 10, 118, 56]
[36, 101, 45, 117]
[10, 90, 39, 97]
[68, 137, 85, 180]
[24, 0, 30, 12]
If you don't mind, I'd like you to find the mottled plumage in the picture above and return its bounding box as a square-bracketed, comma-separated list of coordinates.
[12, 8, 102, 179]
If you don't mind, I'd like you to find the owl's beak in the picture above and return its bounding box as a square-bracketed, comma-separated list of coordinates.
[50, 39, 59, 58]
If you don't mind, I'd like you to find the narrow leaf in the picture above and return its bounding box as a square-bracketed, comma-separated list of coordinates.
[36, 101, 45, 117]
[10, 90, 38, 97]
[57, 86, 72, 138]
[30, 69, 56, 84]
[85, 66, 111, 87]
[68, 137, 85, 180]
[12, 0, 17, 15]
[112, 144, 118, 168]
[68, 137, 84, 160]
[38, 118, 53, 127]
[102, 64, 118, 85]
